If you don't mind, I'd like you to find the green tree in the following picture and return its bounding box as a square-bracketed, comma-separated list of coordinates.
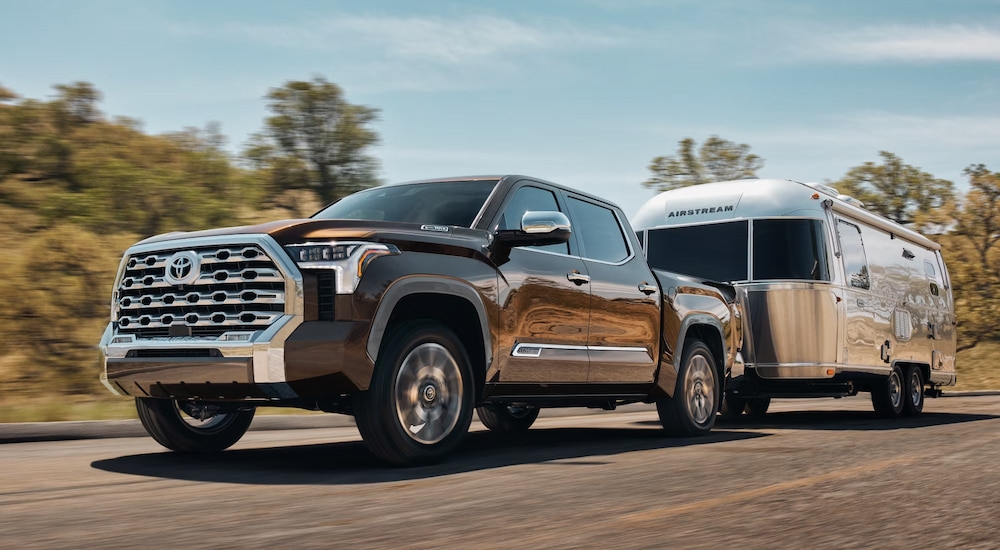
[0, 84, 16, 103]
[835, 151, 954, 225]
[248, 77, 380, 204]
[643, 135, 763, 192]
[939, 165, 1000, 351]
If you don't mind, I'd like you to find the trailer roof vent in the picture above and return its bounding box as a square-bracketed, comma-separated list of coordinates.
[837, 194, 866, 208]
[804, 182, 841, 197]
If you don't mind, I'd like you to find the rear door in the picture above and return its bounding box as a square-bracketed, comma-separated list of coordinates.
[562, 194, 660, 383]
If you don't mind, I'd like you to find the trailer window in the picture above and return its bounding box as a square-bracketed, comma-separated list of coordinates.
[752, 219, 830, 281]
[837, 220, 870, 290]
[645, 221, 748, 282]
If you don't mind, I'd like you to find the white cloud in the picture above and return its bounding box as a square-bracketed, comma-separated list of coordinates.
[172, 14, 629, 65]
[799, 24, 1000, 63]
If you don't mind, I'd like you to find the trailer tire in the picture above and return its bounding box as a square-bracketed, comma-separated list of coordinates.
[903, 365, 925, 417]
[871, 365, 905, 418]
[135, 398, 254, 453]
[657, 339, 718, 437]
[477, 404, 540, 432]
[353, 320, 474, 466]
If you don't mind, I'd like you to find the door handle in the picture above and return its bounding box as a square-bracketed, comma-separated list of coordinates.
[567, 271, 590, 285]
[638, 282, 657, 295]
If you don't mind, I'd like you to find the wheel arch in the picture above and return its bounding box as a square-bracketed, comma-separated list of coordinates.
[891, 359, 930, 385]
[367, 277, 492, 399]
[673, 315, 728, 393]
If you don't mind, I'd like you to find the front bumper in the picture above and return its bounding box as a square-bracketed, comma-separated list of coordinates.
[99, 317, 374, 400]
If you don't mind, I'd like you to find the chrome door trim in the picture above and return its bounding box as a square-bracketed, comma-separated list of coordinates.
[512, 343, 651, 361]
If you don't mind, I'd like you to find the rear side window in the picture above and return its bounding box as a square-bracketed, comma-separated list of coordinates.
[837, 220, 870, 289]
[566, 197, 629, 263]
[752, 219, 830, 281]
[646, 221, 749, 282]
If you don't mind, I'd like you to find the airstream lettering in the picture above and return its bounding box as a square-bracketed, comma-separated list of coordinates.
[633, 179, 956, 418]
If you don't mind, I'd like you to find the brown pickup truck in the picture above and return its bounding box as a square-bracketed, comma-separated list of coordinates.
[99, 175, 741, 464]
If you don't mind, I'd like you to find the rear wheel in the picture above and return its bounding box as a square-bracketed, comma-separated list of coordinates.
[353, 320, 475, 465]
[477, 404, 540, 432]
[719, 393, 746, 419]
[745, 397, 771, 418]
[135, 398, 255, 453]
[871, 365, 905, 418]
[903, 365, 925, 416]
[657, 339, 718, 437]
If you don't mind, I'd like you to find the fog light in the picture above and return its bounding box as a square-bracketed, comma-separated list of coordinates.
[219, 331, 253, 342]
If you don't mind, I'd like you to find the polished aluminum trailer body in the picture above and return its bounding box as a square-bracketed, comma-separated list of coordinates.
[633, 179, 956, 399]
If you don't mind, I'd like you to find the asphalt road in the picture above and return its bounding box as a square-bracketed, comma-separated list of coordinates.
[2, 395, 999, 549]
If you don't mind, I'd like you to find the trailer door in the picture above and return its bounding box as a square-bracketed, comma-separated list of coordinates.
[836, 220, 880, 369]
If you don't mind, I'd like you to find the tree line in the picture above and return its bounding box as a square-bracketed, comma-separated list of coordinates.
[644, 136, 1000, 352]
[0, 79, 995, 400]
[0, 78, 379, 396]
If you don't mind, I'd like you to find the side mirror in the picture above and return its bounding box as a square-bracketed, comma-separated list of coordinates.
[495, 211, 571, 247]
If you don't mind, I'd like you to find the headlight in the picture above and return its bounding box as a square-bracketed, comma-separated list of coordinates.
[284, 241, 400, 293]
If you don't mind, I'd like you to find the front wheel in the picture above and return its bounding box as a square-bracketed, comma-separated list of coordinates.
[477, 404, 540, 432]
[657, 339, 719, 437]
[135, 398, 255, 453]
[353, 320, 475, 465]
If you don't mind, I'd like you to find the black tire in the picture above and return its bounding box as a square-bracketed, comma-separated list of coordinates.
[903, 365, 925, 417]
[657, 339, 719, 437]
[745, 397, 771, 418]
[871, 365, 905, 418]
[135, 398, 255, 453]
[353, 320, 475, 465]
[719, 392, 746, 419]
[477, 404, 540, 432]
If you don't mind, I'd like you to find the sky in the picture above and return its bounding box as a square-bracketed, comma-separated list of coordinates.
[2, 0, 999, 218]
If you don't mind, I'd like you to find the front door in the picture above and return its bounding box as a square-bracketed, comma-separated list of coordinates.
[493, 184, 592, 383]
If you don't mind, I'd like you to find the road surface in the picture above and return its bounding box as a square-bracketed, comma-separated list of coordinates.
[2, 395, 999, 549]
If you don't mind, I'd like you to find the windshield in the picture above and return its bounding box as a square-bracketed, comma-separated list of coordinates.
[313, 180, 498, 227]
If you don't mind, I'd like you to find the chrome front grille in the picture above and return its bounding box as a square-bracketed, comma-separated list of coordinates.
[115, 244, 286, 338]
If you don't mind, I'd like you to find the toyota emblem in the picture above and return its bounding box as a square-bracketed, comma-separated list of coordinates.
[164, 251, 201, 286]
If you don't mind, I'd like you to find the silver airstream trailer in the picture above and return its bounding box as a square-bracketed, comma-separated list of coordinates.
[633, 179, 956, 418]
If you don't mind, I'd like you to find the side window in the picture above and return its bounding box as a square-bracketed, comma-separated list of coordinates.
[499, 186, 568, 254]
[752, 219, 830, 281]
[837, 220, 870, 290]
[566, 197, 630, 263]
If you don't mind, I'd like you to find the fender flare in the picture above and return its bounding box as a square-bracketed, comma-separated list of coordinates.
[657, 314, 728, 396]
[366, 276, 492, 369]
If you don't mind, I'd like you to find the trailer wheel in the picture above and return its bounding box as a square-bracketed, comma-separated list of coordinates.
[745, 397, 771, 417]
[477, 404, 540, 432]
[903, 365, 925, 416]
[871, 365, 905, 418]
[353, 320, 474, 465]
[657, 339, 718, 437]
[135, 398, 255, 453]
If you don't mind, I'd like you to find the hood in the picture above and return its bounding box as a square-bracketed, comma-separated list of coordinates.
[137, 219, 495, 261]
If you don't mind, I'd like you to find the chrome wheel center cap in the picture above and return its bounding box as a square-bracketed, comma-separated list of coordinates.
[421, 383, 438, 404]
